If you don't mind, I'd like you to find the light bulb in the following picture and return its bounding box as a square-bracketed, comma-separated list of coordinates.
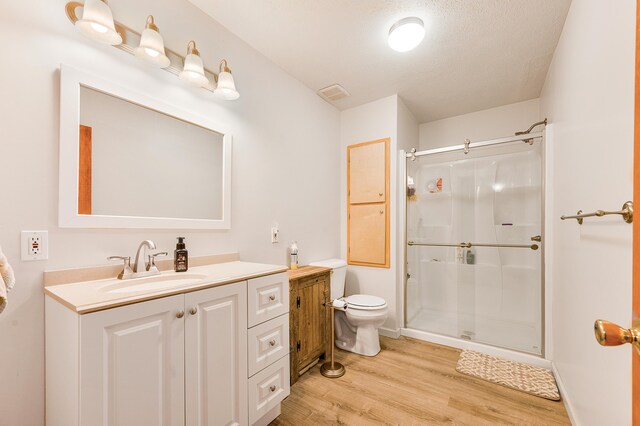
[135, 16, 170, 68]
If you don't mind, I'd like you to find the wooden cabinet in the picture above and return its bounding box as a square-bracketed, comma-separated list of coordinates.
[348, 139, 387, 204]
[348, 204, 387, 265]
[347, 138, 390, 267]
[185, 282, 247, 426]
[288, 266, 331, 385]
[79, 294, 185, 426]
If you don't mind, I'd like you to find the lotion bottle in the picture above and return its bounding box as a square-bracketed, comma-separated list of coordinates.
[174, 237, 189, 272]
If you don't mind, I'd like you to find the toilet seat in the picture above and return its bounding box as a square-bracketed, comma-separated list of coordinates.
[344, 294, 387, 310]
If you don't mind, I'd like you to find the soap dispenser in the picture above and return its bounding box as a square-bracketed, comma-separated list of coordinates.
[174, 237, 188, 272]
[289, 241, 299, 270]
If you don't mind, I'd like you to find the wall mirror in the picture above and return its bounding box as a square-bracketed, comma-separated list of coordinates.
[59, 65, 232, 229]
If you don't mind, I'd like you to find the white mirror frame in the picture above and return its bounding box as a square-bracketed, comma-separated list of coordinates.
[59, 65, 232, 229]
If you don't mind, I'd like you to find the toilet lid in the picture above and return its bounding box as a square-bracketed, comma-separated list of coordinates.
[345, 294, 386, 309]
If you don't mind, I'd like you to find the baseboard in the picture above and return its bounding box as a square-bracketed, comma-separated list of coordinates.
[401, 328, 551, 368]
[551, 362, 577, 426]
[379, 327, 401, 338]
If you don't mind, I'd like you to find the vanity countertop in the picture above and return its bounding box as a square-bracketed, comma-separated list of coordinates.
[45, 261, 288, 314]
[287, 265, 331, 281]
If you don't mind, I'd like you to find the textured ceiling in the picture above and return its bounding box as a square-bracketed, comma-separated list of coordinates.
[188, 0, 571, 122]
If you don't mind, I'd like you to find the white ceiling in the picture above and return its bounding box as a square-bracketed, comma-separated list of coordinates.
[188, 0, 571, 123]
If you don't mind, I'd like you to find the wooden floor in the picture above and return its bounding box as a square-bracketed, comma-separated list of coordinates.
[271, 337, 570, 425]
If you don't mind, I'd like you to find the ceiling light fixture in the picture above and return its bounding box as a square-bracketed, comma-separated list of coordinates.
[214, 60, 240, 101]
[70, 0, 122, 45]
[135, 15, 170, 68]
[388, 17, 425, 52]
[179, 41, 209, 87]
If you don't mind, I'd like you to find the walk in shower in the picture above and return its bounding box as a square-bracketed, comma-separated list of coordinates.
[403, 126, 545, 356]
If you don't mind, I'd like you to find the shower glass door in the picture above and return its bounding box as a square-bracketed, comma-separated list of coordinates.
[405, 142, 542, 355]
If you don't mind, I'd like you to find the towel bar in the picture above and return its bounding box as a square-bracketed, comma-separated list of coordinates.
[560, 201, 633, 225]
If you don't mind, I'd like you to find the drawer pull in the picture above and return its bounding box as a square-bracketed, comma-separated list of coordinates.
[269, 339, 277, 346]
[270, 385, 277, 392]
[190, 307, 198, 315]
[269, 295, 276, 301]
[176, 310, 184, 319]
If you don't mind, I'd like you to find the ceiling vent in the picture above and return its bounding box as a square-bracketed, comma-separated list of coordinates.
[317, 84, 350, 102]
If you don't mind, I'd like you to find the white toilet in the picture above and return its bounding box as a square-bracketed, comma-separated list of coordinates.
[310, 259, 388, 356]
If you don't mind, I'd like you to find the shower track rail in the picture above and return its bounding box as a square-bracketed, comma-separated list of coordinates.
[406, 131, 544, 159]
[407, 241, 539, 250]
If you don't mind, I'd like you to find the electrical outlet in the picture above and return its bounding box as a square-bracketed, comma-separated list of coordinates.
[21, 231, 48, 261]
[271, 226, 279, 244]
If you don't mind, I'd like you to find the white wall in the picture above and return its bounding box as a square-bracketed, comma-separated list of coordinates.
[340, 95, 398, 331]
[339, 95, 418, 333]
[396, 98, 419, 326]
[0, 1, 340, 424]
[540, 1, 635, 425]
[419, 99, 541, 150]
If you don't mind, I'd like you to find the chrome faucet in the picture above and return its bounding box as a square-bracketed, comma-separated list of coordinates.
[108, 240, 167, 280]
[133, 240, 156, 273]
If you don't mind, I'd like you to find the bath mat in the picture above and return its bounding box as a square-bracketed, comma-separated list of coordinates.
[455, 350, 560, 401]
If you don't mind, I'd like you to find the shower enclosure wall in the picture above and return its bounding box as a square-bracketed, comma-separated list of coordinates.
[404, 136, 544, 356]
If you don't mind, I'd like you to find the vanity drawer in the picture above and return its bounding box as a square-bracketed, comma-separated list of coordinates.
[248, 273, 289, 327]
[248, 313, 289, 377]
[248, 354, 290, 425]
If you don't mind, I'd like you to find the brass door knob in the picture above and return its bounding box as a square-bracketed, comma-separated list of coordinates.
[594, 319, 640, 351]
[176, 311, 185, 319]
[190, 307, 198, 315]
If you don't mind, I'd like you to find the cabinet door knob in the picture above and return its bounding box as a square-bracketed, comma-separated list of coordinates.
[379, 210, 384, 214]
[190, 307, 198, 315]
[176, 310, 185, 319]
[269, 339, 277, 346]
[269, 295, 276, 301]
[269, 385, 277, 392]
[379, 192, 383, 197]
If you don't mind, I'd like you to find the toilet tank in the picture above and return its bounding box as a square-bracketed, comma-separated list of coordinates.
[309, 258, 347, 300]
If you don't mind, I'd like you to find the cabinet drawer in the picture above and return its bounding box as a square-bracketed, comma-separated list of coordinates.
[248, 273, 289, 327]
[248, 355, 290, 425]
[248, 313, 289, 377]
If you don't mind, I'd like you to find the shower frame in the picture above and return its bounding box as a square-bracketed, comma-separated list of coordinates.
[400, 127, 548, 360]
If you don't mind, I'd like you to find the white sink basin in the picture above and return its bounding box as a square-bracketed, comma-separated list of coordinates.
[102, 273, 208, 294]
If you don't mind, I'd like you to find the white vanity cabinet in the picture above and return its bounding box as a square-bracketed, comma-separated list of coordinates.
[185, 282, 248, 426]
[79, 294, 187, 426]
[45, 268, 290, 426]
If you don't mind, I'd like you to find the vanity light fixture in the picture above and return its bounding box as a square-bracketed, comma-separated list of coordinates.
[67, 0, 122, 45]
[179, 41, 209, 87]
[64, 3, 240, 99]
[214, 59, 240, 101]
[135, 15, 170, 68]
[387, 17, 425, 52]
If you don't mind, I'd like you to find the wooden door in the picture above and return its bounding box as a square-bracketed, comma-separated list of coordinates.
[634, 4, 640, 421]
[79, 295, 185, 426]
[78, 125, 92, 215]
[349, 203, 387, 265]
[349, 139, 387, 204]
[296, 277, 326, 368]
[185, 281, 248, 426]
